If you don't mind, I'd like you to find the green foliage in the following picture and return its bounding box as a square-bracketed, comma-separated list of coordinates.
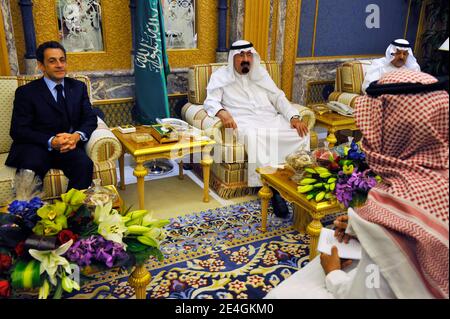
[52, 279, 63, 299]
[134, 247, 164, 266]
[124, 238, 164, 265]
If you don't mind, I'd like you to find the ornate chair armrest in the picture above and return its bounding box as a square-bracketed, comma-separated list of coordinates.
[181, 102, 231, 143]
[85, 117, 122, 163]
[181, 102, 222, 129]
[292, 103, 316, 130]
[328, 92, 360, 108]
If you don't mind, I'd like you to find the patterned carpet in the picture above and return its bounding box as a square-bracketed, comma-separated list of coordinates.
[62, 200, 339, 299]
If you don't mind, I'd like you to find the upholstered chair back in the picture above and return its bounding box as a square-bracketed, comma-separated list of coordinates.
[328, 61, 372, 107]
[0, 77, 18, 154]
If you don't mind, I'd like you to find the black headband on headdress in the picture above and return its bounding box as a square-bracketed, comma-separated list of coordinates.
[390, 40, 410, 48]
[230, 42, 254, 50]
[365, 76, 449, 97]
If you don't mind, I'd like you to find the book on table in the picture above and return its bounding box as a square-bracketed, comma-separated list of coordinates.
[317, 227, 362, 260]
[149, 124, 180, 143]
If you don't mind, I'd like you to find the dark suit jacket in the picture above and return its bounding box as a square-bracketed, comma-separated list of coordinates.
[6, 77, 98, 167]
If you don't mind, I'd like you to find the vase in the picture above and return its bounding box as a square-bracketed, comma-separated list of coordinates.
[128, 264, 151, 299]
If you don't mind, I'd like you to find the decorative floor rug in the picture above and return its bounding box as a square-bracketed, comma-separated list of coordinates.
[64, 200, 340, 299]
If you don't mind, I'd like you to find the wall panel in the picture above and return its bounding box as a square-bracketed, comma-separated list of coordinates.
[297, 0, 422, 58]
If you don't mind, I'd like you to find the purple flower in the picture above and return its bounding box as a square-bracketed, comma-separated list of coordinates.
[334, 169, 377, 208]
[65, 235, 127, 268]
[96, 248, 114, 267]
[335, 183, 354, 208]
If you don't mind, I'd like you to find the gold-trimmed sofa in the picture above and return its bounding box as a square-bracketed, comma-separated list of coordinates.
[328, 60, 373, 107]
[0, 75, 122, 205]
[181, 61, 317, 199]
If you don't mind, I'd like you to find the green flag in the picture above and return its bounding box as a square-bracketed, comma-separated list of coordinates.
[133, 0, 170, 124]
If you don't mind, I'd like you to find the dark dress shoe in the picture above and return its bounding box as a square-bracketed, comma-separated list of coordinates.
[271, 192, 289, 218]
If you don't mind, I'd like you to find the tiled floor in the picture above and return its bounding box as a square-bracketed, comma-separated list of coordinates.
[116, 155, 257, 219]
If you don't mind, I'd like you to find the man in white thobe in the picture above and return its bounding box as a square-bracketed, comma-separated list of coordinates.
[361, 39, 421, 93]
[264, 210, 398, 299]
[204, 40, 310, 190]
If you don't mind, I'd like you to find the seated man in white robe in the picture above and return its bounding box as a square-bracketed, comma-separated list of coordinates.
[361, 39, 421, 93]
[204, 40, 310, 218]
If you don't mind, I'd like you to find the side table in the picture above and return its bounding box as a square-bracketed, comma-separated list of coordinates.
[112, 126, 216, 210]
[257, 167, 343, 259]
[313, 106, 358, 147]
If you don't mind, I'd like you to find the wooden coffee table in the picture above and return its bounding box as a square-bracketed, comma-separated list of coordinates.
[257, 167, 342, 259]
[112, 126, 216, 210]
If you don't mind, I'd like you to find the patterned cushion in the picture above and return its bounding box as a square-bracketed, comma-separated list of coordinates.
[334, 61, 373, 95]
[85, 118, 122, 163]
[0, 153, 15, 204]
[182, 103, 222, 130]
[211, 163, 248, 185]
[0, 77, 18, 153]
[214, 142, 246, 163]
[335, 62, 365, 94]
[192, 162, 257, 199]
[328, 92, 360, 107]
[188, 61, 281, 105]
[19, 74, 92, 102]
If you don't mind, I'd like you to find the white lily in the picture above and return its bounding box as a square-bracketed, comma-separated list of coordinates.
[93, 201, 113, 224]
[29, 239, 74, 286]
[145, 227, 167, 242]
[142, 212, 170, 228]
[98, 213, 128, 248]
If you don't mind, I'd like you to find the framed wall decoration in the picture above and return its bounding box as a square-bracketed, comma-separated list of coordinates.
[56, 0, 105, 52]
[163, 0, 197, 49]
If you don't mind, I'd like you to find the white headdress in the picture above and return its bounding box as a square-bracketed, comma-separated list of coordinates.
[207, 40, 280, 93]
[383, 39, 420, 70]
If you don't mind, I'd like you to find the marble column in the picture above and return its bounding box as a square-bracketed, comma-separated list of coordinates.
[1, 0, 19, 75]
[18, 0, 37, 74]
[216, 0, 228, 62]
[275, 0, 287, 64]
[229, 0, 244, 45]
[129, 0, 136, 70]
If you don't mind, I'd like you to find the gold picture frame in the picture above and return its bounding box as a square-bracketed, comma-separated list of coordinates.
[30, 0, 132, 71]
[166, 0, 217, 68]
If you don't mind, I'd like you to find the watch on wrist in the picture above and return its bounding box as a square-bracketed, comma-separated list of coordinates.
[290, 115, 301, 121]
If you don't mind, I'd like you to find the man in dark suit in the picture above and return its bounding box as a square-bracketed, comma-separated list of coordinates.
[6, 41, 98, 190]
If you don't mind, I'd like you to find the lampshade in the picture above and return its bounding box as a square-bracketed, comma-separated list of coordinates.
[438, 38, 449, 51]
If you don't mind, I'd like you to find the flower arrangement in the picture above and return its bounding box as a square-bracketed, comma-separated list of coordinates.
[297, 139, 380, 208]
[0, 172, 169, 299]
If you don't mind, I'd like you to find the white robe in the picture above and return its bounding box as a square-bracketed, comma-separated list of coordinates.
[265, 208, 432, 299]
[264, 248, 396, 299]
[204, 72, 310, 187]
